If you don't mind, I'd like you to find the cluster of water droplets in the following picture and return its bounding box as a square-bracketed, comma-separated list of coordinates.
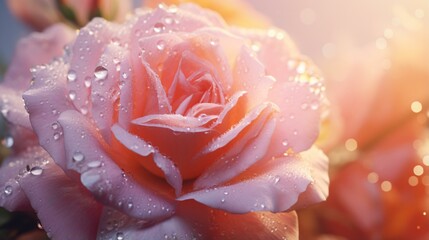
[1, 147, 50, 200]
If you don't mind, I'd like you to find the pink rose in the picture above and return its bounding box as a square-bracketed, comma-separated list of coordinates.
[2, 4, 328, 239]
[7, 0, 131, 30]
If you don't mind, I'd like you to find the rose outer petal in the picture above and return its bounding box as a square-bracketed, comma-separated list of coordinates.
[57, 110, 176, 221]
[19, 157, 102, 240]
[97, 201, 298, 240]
[180, 147, 329, 214]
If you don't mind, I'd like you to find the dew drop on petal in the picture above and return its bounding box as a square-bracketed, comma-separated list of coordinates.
[87, 161, 101, 168]
[153, 22, 165, 33]
[53, 132, 61, 140]
[156, 40, 166, 51]
[116, 232, 124, 240]
[84, 77, 92, 88]
[274, 176, 281, 184]
[94, 66, 108, 80]
[209, 38, 219, 47]
[67, 69, 77, 82]
[72, 151, 85, 162]
[4, 185, 12, 195]
[282, 140, 288, 146]
[30, 166, 43, 176]
[51, 122, 59, 130]
[68, 90, 77, 101]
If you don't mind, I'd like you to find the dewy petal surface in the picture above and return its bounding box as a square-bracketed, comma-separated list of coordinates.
[57, 110, 176, 220]
[19, 156, 102, 240]
[180, 147, 329, 213]
[97, 201, 298, 240]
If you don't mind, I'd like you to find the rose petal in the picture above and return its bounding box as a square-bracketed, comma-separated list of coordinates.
[194, 103, 277, 189]
[0, 147, 47, 211]
[111, 124, 182, 195]
[68, 18, 117, 112]
[268, 78, 324, 152]
[97, 201, 298, 239]
[18, 157, 102, 239]
[180, 147, 329, 213]
[90, 43, 127, 140]
[0, 88, 31, 129]
[57, 110, 176, 220]
[232, 46, 276, 109]
[1, 24, 74, 130]
[199, 102, 277, 156]
[117, 57, 134, 129]
[3, 24, 74, 90]
[233, 27, 299, 84]
[23, 59, 74, 169]
[132, 114, 213, 133]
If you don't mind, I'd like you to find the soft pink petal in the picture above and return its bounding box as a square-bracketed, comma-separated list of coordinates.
[199, 102, 276, 156]
[0, 88, 31, 129]
[117, 57, 134, 129]
[90, 43, 126, 141]
[268, 75, 324, 153]
[3, 24, 74, 90]
[232, 46, 276, 109]
[111, 124, 182, 195]
[22, 59, 74, 170]
[57, 110, 176, 220]
[180, 147, 329, 213]
[233, 27, 300, 84]
[0, 147, 46, 211]
[68, 18, 117, 113]
[97, 201, 298, 240]
[132, 114, 213, 133]
[0, 24, 74, 130]
[18, 157, 102, 239]
[234, 28, 324, 152]
[194, 103, 277, 189]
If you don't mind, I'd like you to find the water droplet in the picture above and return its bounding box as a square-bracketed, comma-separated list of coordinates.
[87, 161, 101, 168]
[80, 106, 89, 115]
[51, 122, 59, 130]
[310, 101, 319, 110]
[4, 185, 12, 195]
[94, 66, 108, 80]
[2, 136, 14, 148]
[274, 176, 281, 184]
[72, 151, 85, 162]
[84, 77, 92, 88]
[221, 198, 225, 203]
[116, 232, 124, 240]
[209, 38, 219, 47]
[282, 140, 288, 146]
[156, 40, 166, 51]
[30, 166, 43, 176]
[67, 69, 77, 82]
[121, 72, 128, 79]
[153, 22, 165, 33]
[163, 16, 173, 25]
[53, 132, 61, 140]
[68, 90, 77, 101]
